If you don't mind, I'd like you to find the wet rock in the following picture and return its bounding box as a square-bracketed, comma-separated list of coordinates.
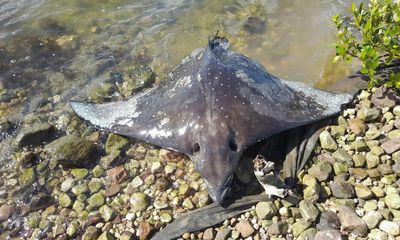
[379, 220, 399, 235]
[330, 180, 355, 199]
[45, 135, 98, 168]
[17, 151, 37, 168]
[18, 167, 36, 187]
[0, 204, 15, 222]
[314, 230, 343, 240]
[131, 176, 144, 188]
[61, 178, 75, 192]
[330, 125, 346, 138]
[299, 200, 320, 222]
[371, 87, 398, 108]
[348, 119, 367, 136]
[243, 16, 266, 34]
[87, 192, 105, 208]
[130, 193, 149, 211]
[337, 206, 368, 237]
[316, 211, 340, 231]
[255, 201, 277, 219]
[362, 211, 382, 229]
[308, 161, 332, 181]
[235, 220, 255, 237]
[215, 227, 231, 240]
[59, 193, 72, 208]
[15, 123, 55, 147]
[319, 131, 337, 151]
[93, 165, 104, 177]
[292, 220, 311, 237]
[105, 133, 129, 154]
[381, 138, 400, 154]
[384, 193, 400, 209]
[100, 150, 123, 169]
[28, 193, 53, 212]
[182, 198, 194, 209]
[203, 228, 214, 240]
[357, 107, 380, 122]
[107, 165, 127, 183]
[333, 162, 348, 175]
[71, 168, 88, 179]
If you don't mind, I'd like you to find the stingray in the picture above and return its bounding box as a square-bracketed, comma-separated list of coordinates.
[70, 36, 352, 204]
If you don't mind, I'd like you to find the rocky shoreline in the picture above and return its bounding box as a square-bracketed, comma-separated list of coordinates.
[1, 84, 400, 240]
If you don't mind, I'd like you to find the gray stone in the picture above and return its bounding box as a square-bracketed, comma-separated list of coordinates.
[292, 220, 311, 237]
[371, 87, 398, 108]
[255, 201, 277, 219]
[368, 229, 388, 240]
[299, 200, 320, 222]
[316, 211, 340, 231]
[315, 230, 343, 240]
[357, 107, 380, 122]
[330, 180, 355, 199]
[45, 135, 98, 168]
[297, 228, 317, 240]
[337, 206, 368, 237]
[384, 193, 400, 209]
[61, 178, 75, 192]
[381, 138, 400, 154]
[366, 152, 380, 168]
[355, 184, 374, 199]
[332, 149, 352, 162]
[379, 220, 400, 235]
[0, 204, 15, 222]
[319, 131, 337, 151]
[362, 211, 383, 229]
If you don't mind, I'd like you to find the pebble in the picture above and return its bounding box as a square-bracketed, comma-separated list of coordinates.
[0, 204, 15, 222]
[235, 220, 255, 237]
[314, 229, 343, 240]
[292, 220, 311, 237]
[381, 138, 400, 154]
[215, 227, 231, 240]
[362, 211, 383, 229]
[203, 228, 214, 240]
[61, 178, 76, 192]
[384, 193, 400, 209]
[330, 180, 355, 199]
[368, 229, 388, 240]
[255, 201, 277, 219]
[299, 200, 320, 222]
[319, 131, 338, 151]
[379, 220, 400, 235]
[316, 211, 340, 231]
[337, 206, 368, 237]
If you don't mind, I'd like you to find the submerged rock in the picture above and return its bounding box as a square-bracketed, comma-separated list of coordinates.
[15, 123, 55, 147]
[45, 135, 98, 168]
[337, 206, 368, 237]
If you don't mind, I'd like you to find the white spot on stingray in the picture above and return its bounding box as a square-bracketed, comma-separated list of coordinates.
[178, 126, 187, 135]
[235, 70, 252, 83]
[160, 117, 170, 126]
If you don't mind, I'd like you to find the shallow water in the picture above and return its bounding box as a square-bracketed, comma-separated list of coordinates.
[0, 0, 360, 90]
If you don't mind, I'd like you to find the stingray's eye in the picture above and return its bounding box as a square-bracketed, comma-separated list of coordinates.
[229, 139, 238, 152]
[192, 143, 201, 155]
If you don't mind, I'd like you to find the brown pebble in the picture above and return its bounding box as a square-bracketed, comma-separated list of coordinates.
[348, 119, 367, 136]
[0, 204, 16, 222]
[139, 221, 153, 240]
[105, 183, 121, 197]
[235, 220, 255, 238]
[107, 165, 127, 183]
[203, 228, 215, 240]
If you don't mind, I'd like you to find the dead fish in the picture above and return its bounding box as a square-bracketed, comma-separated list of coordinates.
[70, 36, 352, 204]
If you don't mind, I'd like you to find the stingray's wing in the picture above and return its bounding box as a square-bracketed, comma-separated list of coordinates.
[70, 86, 197, 155]
[220, 52, 353, 147]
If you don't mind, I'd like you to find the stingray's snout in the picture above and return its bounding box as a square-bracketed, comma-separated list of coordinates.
[204, 175, 233, 204]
